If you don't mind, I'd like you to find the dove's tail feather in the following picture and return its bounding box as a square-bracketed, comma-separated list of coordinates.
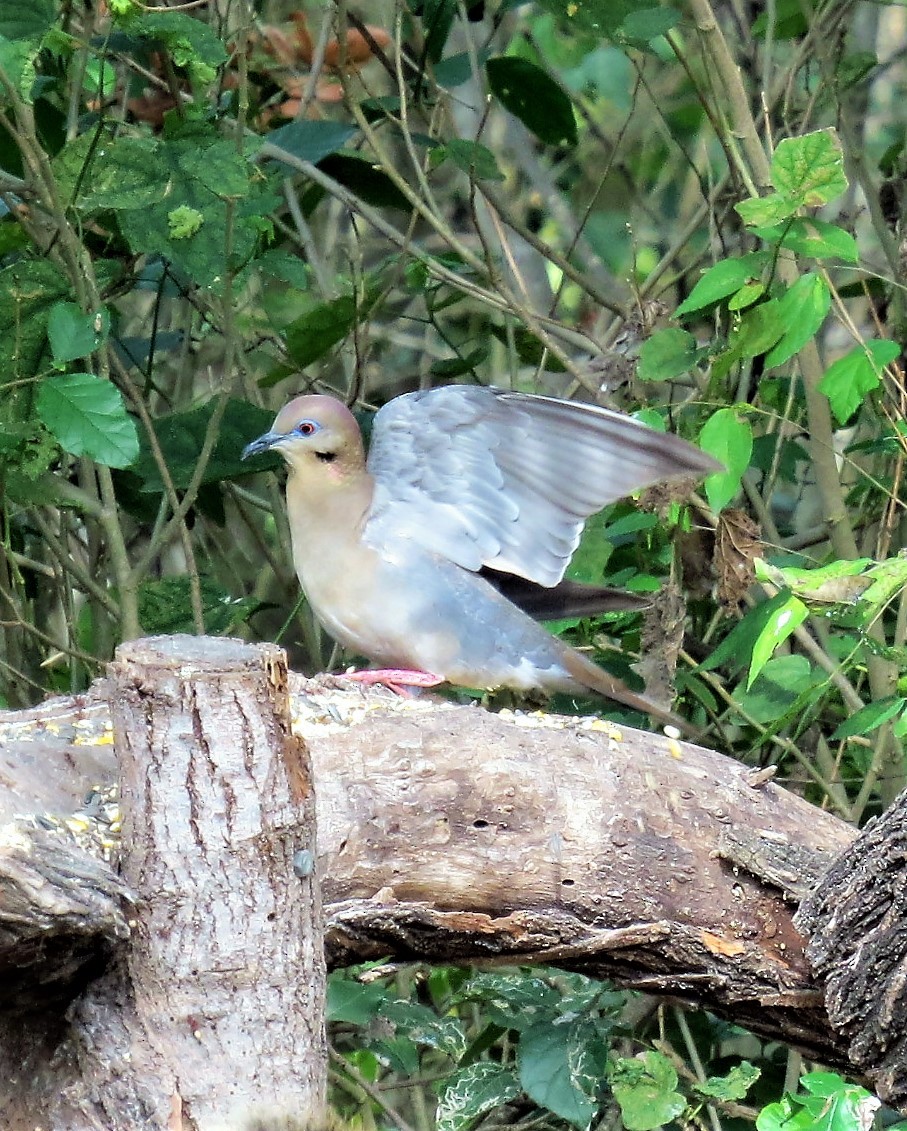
[481, 570, 651, 620]
[557, 644, 698, 738]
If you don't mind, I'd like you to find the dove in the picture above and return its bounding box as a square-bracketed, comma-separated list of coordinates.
[242, 385, 720, 728]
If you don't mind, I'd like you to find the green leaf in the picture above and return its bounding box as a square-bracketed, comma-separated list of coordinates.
[486, 57, 578, 146]
[443, 138, 506, 181]
[325, 976, 386, 1024]
[129, 398, 275, 493]
[137, 577, 257, 635]
[818, 339, 900, 424]
[119, 9, 227, 75]
[47, 302, 109, 364]
[458, 971, 561, 1032]
[0, 0, 55, 40]
[436, 1063, 522, 1131]
[831, 697, 906, 741]
[675, 254, 768, 316]
[518, 1019, 600, 1128]
[727, 281, 765, 311]
[257, 249, 310, 289]
[430, 346, 489, 378]
[621, 8, 681, 44]
[609, 1051, 686, 1131]
[314, 153, 411, 211]
[699, 409, 753, 512]
[735, 656, 820, 725]
[772, 128, 847, 207]
[695, 1062, 760, 1102]
[379, 999, 467, 1059]
[734, 299, 786, 359]
[266, 120, 358, 165]
[753, 218, 858, 262]
[754, 556, 874, 607]
[0, 259, 72, 382]
[37, 372, 139, 468]
[488, 324, 567, 371]
[637, 327, 699, 381]
[764, 273, 830, 368]
[736, 193, 798, 227]
[857, 554, 907, 613]
[748, 592, 808, 687]
[284, 295, 358, 368]
[700, 590, 794, 675]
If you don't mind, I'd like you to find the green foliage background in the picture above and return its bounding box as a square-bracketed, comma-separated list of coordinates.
[2, 0, 907, 1127]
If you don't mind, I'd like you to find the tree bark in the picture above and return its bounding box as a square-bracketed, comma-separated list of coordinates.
[1, 637, 325, 1131]
[0, 639, 892, 1111]
[796, 787, 907, 1110]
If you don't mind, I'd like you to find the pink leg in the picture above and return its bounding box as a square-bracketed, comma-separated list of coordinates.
[341, 668, 444, 695]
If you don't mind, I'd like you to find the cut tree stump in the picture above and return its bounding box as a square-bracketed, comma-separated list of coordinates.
[1, 636, 325, 1131]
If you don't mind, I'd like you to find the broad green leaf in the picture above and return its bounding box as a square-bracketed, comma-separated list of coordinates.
[128, 398, 275, 493]
[727, 281, 765, 311]
[734, 299, 786, 359]
[857, 554, 907, 612]
[266, 120, 358, 165]
[486, 57, 578, 146]
[772, 129, 847, 207]
[257, 249, 310, 290]
[748, 592, 808, 687]
[137, 577, 257, 635]
[621, 8, 681, 44]
[695, 1062, 760, 1102]
[675, 253, 768, 316]
[431, 346, 489, 378]
[736, 193, 798, 227]
[457, 971, 561, 1031]
[637, 327, 699, 381]
[753, 218, 858, 262]
[47, 302, 109, 364]
[518, 1019, 600, 1128]
[325, 977, 386, 1024]
[535, 0, 642, 37]
[735, 655, 820, 725]
[699, 409, 753, 512]
[284, 295, 357, 368]
[436, 1063, 521, 1131]
[488, 324, 567, 371]
[59, 134, 161, 210]
[701, 590, 797, 674]
[818, 339, 900, 424]
[119, 9, 227, 75]
[37, 372, 139, 468]
[0, 0, 55, 40]
[379, 999, 467, 1059]
[317, 153, 412, 210]
[831, 697, 906, 741]
[0, 259, 71, 382]
[764, 273, 830, 368]
[443, 138, 506, 181]
[610, 1051, 686, 1131]
[755, 557, 873, 606]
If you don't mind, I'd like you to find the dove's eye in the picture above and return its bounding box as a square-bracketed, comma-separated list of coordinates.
[295, 420, 320, 436]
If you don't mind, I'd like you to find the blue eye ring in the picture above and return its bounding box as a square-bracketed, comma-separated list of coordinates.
[294, 420, 320, 436]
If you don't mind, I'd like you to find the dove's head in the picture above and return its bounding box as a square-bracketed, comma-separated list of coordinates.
[242, 395, 365, 479]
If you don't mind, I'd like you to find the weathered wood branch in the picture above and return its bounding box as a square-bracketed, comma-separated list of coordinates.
[2, 635, 903, 1109]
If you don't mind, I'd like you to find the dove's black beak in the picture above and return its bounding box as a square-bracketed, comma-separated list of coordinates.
[241, 432, 282, 460]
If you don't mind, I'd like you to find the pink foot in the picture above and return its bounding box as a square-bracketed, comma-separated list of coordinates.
[341, 668, 444, 696]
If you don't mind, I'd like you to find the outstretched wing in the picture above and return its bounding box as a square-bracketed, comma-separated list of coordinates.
[363, 385, 720, 587]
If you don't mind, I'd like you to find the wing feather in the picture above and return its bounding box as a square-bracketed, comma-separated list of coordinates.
[363, 385, 719, 586]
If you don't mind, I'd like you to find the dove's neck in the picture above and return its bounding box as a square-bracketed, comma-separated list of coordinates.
[285, 458, 375, 561]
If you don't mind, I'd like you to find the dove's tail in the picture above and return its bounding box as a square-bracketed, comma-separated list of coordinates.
[557, 644, 700, 740]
